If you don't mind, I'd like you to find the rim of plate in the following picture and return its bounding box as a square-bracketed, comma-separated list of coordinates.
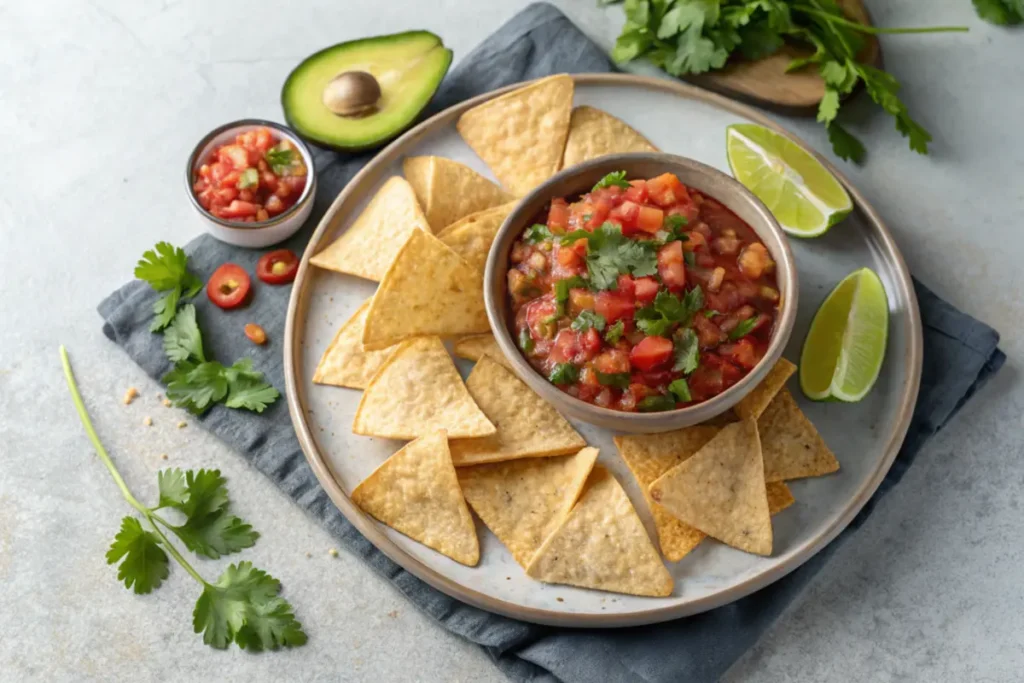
[283, 73, 923, 628]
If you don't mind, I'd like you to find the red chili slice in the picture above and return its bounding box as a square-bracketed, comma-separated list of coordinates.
[207, 263, 251, 309]
[256, 249, 299, 284]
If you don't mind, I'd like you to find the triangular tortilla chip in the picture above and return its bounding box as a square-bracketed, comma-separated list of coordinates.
[436, 201, 517, 273]
[766, 481, 795, 514]
[614, 426, 722, 561]
[312, 299, 398, 390]
[759, 389, 840, 482]
[456, 74, 574, 196]
[734, 357, 796, 421]
[561, 106, 658, 168]
[457, 446, 598, 567]
[362, 229, 490, 350]
[309, 176, 431, 282]
[353, 337, 494, 439]
[526, 466, 673, 597]
[351, 430, 479, 566]
[403, 156, 512, 231]
[649, 419, 772, 556]
[449, 356, 586, 466]
[451, 334, 511, 369]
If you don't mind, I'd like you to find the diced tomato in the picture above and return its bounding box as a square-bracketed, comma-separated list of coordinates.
[550, 329, 579, 364]
[624, 180, 648, 204]
[631, 370, 675, 388]
[629, 336, 674, 371]
[207, 263, 251, 310]
[217, 144, 250, 169]
[616, 274, 636, 299]
[547, 199, 570, 231]
[682, 231, 707, 251]
[265, 195, 285, 216]
[568, 288, 595, 315]
[594, 349, 631, 374]
[210, 162, 232, 183]
[718, 339, 761, 370]
[646, 172, 690, 208]
[579, 328, 602, 359]
[220, 200, 259, 218]
[557, 245, 582, 268]
[657, 241, 687, 290]
[525, 295, 559, 337]
[694, 314, 725, 348]
[256, 249, 299, 285]
[688, 365, 723, 401]
[595, 290, 635, 322]
[253, 127, 274, 152]
[585, 198, 613, 229]
[610, 201, 640, 232]
[636, 205, 664, 234]
[634, 277, 660, 304]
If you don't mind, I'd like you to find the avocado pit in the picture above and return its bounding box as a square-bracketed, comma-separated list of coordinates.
[322, 71, 382, 117]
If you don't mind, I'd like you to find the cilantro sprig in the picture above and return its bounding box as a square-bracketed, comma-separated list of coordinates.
[561, 223, 658, 290]
[635, 286, 704, 337]
[61, 347, 305, 651]
[592, 170, 631, 191]
[605, 0, 968, 162]
[974, 0, 1023, 25]
[135, 242, 203, 331]
[162, 305, 279, 414]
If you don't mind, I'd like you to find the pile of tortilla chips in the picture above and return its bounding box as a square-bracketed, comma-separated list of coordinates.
[307, 75, 840, 599]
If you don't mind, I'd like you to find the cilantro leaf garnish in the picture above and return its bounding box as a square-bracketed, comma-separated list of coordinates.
[684, 251, 696, 267]
[596, 371, 631, 388]
[549, 363, 580, 385]
[728, 316, 760, 340]
[607, 0, 968, 161]
[265, 145, 297, 175]
[554, 275, 590, 313]
[563, 223, 659, 290]
[635, 287, 703, 337]
[518, 327, 535, 353]
[194, 561, 307, 651]
[224, 371, 281, 414]
[135, 242, 203, 331]
[604, 320, 626, 344]
[668, 378, 692, 403]
[106, 517, 170, 594]
[571, 310, 606, 333]
[592, 170, 630, 191]
[524, 224, 555, 244]
[163, 304, 206, 363]
[974, 0, 1024, 24]
[61, 346, 305, 652]
[638, 394, 677, 412]
[163, 361, 230, 414]
[655, 214, 690, 244]
[672, 328, 700, 374]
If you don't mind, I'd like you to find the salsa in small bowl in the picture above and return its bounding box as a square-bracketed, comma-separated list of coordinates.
[484, 154, 797, 433]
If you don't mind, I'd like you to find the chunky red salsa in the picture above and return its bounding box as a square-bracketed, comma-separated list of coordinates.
[194, 126, 308, 223]
[508, 171, 779, 412]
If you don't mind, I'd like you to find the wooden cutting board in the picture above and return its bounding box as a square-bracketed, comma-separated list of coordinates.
[687, 0, 880, 115]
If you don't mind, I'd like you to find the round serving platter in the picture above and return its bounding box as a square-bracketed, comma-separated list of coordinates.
[284, 73, 922, 627]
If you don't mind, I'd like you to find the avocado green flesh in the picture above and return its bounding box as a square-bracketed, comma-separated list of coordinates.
[282, 31, 452, 151]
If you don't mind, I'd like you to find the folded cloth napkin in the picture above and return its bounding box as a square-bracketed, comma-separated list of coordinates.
[98, 4, 1006, 682]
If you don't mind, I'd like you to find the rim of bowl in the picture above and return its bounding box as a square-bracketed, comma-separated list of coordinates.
[184, 118, 317, 231]
[483, 152, 798, 429]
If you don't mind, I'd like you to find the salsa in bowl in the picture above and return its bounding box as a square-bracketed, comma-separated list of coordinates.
[484, 154, 797, 433]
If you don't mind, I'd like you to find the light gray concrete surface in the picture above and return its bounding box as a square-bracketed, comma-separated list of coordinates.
[1, 0, 1020, 681]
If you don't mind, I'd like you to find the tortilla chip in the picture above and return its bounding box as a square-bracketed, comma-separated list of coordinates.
[759, 389, 840, 482]
[436, 201, 517, 273]
[614, 426, 722, 561]
[352, 337, 495, 439]
[458, 446, 598, 567]
[649, 419, 772, 556]
[456, 75, 574, 196]
[451, 334, 511, 369]
[309, 176, 431, 282]
[361, 229, 490, 350]
[561, 106, 658, 168]
[766, 481, 795, 514]
[449, 356, 586, 466]
[312, 299, 398, 390]
[526, 466, 673, 597]
[734, 357, 797, 421]
[403, 156, 513, 231]
[351, 430, 479, 566]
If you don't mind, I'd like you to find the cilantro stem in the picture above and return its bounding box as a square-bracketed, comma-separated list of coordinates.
[792, 7, 968, 34]
[60, 345, 209, 588]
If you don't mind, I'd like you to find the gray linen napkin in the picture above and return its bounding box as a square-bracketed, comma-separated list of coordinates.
[98, 4, 1006, 682]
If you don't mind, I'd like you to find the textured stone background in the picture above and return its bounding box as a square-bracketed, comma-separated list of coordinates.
[1, 0, 1020, 681]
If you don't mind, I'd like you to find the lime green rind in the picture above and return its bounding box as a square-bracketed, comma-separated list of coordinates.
[799, 268, 889, 402]
[725, 123, 852, 238]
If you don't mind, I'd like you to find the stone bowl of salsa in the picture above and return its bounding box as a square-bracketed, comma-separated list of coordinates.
[186, 119, 317, 248]
[483, 153, 797, 434]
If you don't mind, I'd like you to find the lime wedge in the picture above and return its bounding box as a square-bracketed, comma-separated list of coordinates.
[726, 123, 852, 238]
[800, 268, 889, 402]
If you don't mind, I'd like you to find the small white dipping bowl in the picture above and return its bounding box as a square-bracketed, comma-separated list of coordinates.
[185, 119, 317, 249]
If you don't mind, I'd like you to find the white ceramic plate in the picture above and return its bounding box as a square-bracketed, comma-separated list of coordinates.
[284, 74, 922, 627]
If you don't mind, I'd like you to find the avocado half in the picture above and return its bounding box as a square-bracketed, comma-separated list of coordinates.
[282, 31, 452, 152]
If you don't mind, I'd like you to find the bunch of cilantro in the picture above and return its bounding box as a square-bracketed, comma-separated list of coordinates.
[60, 347, 306, 651]
[604, 0, 968, 162]
[135, 242, 278, 414]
